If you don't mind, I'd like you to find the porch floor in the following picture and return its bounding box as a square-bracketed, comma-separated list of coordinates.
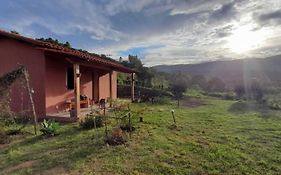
[45, 105, 105, 122]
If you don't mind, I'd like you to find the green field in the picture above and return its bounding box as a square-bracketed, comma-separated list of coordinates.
[1, 97, 281, 175]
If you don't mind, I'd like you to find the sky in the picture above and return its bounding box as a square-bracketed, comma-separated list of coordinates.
[0, 0, 281, 66]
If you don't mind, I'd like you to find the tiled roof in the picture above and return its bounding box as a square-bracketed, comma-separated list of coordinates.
[0, 30, 135, 73]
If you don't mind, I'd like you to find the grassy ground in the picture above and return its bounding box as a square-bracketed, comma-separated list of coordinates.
[1, 97, 281, 175]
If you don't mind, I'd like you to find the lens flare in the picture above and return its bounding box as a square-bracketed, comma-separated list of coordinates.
[226, 26, 269, 54]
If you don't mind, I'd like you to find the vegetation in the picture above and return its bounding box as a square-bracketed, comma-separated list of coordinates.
[1, 96, 281, 174]
[36, 37, 72, 48]
[36, 38, 119, 63]
[117, 85, 172, 100]
[79, 115, 104, 129]
[169, 74, 188, 107]
[119, 55, 168, 88]
[40, 119, 59, 136]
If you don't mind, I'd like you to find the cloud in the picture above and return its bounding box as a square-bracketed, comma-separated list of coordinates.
[0, 0, 280, 66]
[104, 0, 156, 15]
[256, 9, 281, 25]
[209, 1, 237, 22]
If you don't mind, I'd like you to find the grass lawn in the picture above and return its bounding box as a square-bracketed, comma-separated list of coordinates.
[1, 97, 281, 174]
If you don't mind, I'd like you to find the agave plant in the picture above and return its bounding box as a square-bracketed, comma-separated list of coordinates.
[40, 119, 59, 136]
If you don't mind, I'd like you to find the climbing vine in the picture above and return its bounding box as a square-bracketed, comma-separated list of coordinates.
[0, 65, 25, 117]
[0, 65, 38, 135]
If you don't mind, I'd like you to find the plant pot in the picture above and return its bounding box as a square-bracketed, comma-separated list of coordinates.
[70, 109, 75, 118]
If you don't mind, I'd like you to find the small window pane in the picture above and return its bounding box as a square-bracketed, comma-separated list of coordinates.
[67, 67, 74, 90]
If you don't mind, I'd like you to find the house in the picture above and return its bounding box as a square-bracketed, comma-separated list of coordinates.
[0, 30, 135, 119]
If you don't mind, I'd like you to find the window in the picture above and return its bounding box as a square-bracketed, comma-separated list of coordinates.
[66, 67, 74, 90]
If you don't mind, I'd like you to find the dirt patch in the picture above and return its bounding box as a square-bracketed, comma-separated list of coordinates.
[41, 166, 78, 175]
[1, 160, 40, 174]
[0, 132, 10, 144]
[181, 97, 207, 108]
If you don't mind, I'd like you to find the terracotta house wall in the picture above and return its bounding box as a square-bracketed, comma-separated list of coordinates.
[112, 71, 117, 99]
[45, 56, 95, 113]
[0, 39, 46, 117]
[98, 72, 110, 100]
[45, 56, 101, 114]
[98, 71, 117, 100]
[45, 56, 73, 114]
[93, 72, 99, 102]
[0, 38, 120, 116]
[80, 67, 93, 99]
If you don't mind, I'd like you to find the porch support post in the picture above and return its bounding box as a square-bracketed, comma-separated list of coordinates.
[131, 73, 135, 102]
[74, 63, 81, 118]
[109, 70, 113, 107]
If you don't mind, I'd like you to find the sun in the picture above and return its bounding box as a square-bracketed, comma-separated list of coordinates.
[226, 26, 268, 54]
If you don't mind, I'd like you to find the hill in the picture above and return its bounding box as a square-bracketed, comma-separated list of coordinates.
[153, 55, 281, 87]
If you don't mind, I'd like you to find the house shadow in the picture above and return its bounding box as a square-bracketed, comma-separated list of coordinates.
[0, 125, 107, 174]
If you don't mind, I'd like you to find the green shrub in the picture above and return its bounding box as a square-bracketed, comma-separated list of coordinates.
[40, 119, 59, 136]
[117, 85, 172, 98]
[267, 99, 281, 110]
[105, 128, 126, 146]
[223, 92, 235, 100]
[79, 115, 104, 129]
[155, 96, 171, 105]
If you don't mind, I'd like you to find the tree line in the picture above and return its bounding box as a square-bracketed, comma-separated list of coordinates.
[118, 55, 264, 103]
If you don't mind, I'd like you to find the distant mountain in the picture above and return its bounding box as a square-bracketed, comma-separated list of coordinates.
[153, 55, 281, 87]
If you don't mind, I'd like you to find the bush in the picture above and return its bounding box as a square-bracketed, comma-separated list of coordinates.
[105, 128, 126, 146]
[223, 92, 235, 100]
[267, 99, 281, 110]
[117, 85, 172, 99]
[154, 96, 171, 105]
[0, 111, 16, 127]
[40, 119, 59, 136]
[79, 115, 104, 129]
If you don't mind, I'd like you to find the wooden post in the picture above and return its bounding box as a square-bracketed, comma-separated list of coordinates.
[104, 107, 108, 137]
[24, 69, 38, 135]
[109, 71, 113, 107]
[171, 110, 176, 124]
[74, 64, 81, 118]
[128, 112, 132, 138]
[131, 73, 135, 102]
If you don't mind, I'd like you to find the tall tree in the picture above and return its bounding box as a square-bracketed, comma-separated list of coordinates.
[169, 72, 189, 107]
[207, 77, 225, 92]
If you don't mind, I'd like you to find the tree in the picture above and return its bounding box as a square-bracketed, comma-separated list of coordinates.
[191, 75, 207, 90]
[127, 55, 143, 69]
[250, 81, 264, 103]
[207, 77, 225, 92]
[120, 55, 156, 87]
[234, 85, 245, 99]
[63, 41, 71, 48]
[10, 30, 19, 35]
[36, 37, 71, 48]
[169, 72, 188, 107]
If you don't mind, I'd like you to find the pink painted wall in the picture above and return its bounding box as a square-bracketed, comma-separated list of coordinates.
[45, 55, 73, 114]
[45, 56, 96, 114]
[0, 39, 46, 117]
[45, 56, 117, 114]
[112, 71, 117, 99]
[99, 72, 110, 100]
[0, 38, 118, 116]
[80, 68, 93, 99]
[98, 71, 117, 100]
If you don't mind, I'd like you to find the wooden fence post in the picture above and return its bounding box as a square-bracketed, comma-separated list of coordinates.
[24, 69, 37, 135]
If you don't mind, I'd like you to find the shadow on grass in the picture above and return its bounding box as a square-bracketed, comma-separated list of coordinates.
[0, 124, 107, 174]
[228, 101, 280, 119]
[228, 102, 251, 114]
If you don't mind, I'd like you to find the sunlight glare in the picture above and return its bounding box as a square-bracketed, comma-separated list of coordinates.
[226, 26, 269, 54]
